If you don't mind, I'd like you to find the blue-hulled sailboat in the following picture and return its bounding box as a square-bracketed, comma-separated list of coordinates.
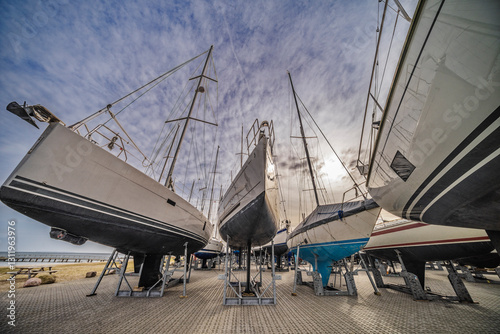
[286, 72, 381, 287]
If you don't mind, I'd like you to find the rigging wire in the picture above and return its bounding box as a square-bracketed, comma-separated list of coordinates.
[296, 94, 364, 194]
[377, 9, 400, 101]
[356, 0, 389, 171]
[70, 50, 208, 131]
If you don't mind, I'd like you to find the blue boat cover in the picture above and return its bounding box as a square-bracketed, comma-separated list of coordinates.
[289, 199, 379, 239]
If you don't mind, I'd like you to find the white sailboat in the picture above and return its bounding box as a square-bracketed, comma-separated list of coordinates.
[217, 119, 279, 296]
[195, 146, 223, 266]
[359, 0, 500, 237]
[1, 47, 217, 287]
[286, 72, 381, 287]
[218, 120, 279, 249]
[364, 219, 496, 287]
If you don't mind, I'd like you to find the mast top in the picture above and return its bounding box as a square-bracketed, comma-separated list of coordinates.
[288, 71, 320, 207]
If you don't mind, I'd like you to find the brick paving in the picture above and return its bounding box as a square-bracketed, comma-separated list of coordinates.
[2, 266, 499, 333]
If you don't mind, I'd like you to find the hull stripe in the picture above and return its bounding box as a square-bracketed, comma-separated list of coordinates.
[289, 238, 369, 251]
[371, 222, 428, 236]
[364, 236, 490, 250]
[402, 106, 500, 219]
[5, 176, 207, 244]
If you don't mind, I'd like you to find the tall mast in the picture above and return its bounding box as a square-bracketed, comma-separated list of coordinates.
[207, 146, 219, 224]
[159, 123, 180, 184]
[240, 125, 243, 168]
[288, 71, 320, 207]
[165, 45, 214, 190]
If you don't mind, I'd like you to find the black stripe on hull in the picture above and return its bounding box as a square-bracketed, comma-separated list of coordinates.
[9, 175, 205, 242]
[219, 191, 277, 248]
[403, 106, 500, 230]
[193, 252, 220, 260]
[0, 184, 206, 255]
[364, 241, 494, 263]
[259, 244, 289, 257]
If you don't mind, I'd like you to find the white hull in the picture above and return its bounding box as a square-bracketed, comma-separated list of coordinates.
[364, 220, 492, 258]
[364, 219, 496, 286]
[367, 0, 500, 231]
[0, 123, 212, 255]
[258, 227, 289, 256]
[218, 135, 279, 248]
[194, 238, 223, 259]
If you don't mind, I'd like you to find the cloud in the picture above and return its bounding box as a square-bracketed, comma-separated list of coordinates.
[0, 0, 417, 250]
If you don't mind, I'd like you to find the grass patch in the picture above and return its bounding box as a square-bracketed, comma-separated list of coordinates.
[0, 262, 130, 292]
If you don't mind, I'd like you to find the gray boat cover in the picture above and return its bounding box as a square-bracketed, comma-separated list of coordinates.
[289, 198, 379, 239]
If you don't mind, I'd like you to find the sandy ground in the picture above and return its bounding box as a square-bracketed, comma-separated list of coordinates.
[0, 262, 113, 292]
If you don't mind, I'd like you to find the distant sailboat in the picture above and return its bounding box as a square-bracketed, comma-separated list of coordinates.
[286, 71, 381, 287]
[194, 238, 223, 267]
[195, 146, 223, 267]
[1, 46, 218, 288]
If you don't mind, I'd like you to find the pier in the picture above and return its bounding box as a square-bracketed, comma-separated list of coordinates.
[0, 252, 110, 263]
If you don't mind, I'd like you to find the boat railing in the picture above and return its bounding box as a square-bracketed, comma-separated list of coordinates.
[79, 123, 129, 161]
[74, 115, 150, 168]
[245, 118, 275, 154]
[341, 182, 368, 209]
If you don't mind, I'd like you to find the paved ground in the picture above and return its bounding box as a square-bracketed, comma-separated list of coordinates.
[2, 265, 499, 333]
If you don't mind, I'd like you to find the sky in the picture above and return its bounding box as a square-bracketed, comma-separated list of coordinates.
[0, 0, 416, 253]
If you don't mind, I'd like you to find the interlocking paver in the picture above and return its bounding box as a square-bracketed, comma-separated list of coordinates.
[1, 266, 499, 333]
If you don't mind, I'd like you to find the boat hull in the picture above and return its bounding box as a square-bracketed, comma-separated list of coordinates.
[364, 220, 494, 262]
[218, 136, 279, 248]
[288, 199, 381, 286]
[0, 123, 211, 256]
[259, 227, 289, 256]
[363, 219, 495, 286]
[194, 238, 223, 260]
[366, 0, 500, 231]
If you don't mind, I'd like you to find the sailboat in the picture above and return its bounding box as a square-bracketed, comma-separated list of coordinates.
[286, 72, 381, 287]
[217, 119, 279, 295]
[359, 1, 500, 243]
[261, 223, 289, 257]
[194, 146, 223, 267]
[1, 46, 217, 288]
[363, 219, 496, 288]
[194, 238, 223, 267]
[218, 119, 279, 249]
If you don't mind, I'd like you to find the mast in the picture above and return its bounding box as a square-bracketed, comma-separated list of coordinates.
[288, 71, 320, 207]
[159, 123, 180, 184]
[165, 45, 214, 190]
[207, 146, 220, 224]
[240, 125, 243, 168]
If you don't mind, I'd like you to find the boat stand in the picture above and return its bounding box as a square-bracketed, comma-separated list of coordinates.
[294, 257, 358, 296]
[196, 258, 217, 270]
[220, 237, 279, 305]
[87, 244, 190, 298]
[274, 254, 290, 272]
[425, 261, 444, 271]
[87, 249, 122, 296]
[456, 263, 500, 284]
[365, 252, 474, 302]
